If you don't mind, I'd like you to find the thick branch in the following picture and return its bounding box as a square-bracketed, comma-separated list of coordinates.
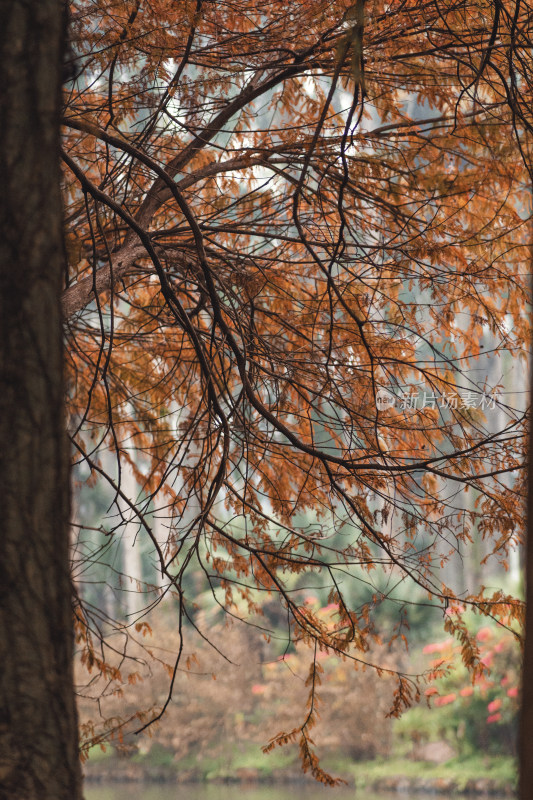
[61, 118, 272, 318]
[62, 240, 144, 318]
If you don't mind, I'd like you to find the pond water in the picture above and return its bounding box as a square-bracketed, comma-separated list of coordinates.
[83, 783, 508, 800]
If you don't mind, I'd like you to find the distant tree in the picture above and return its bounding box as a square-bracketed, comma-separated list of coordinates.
[62, 0, 532, 784]
[0, 2, 83, 799]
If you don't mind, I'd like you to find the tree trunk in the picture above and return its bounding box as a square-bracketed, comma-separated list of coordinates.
[119, 462, 145, 619]
[0, 2, 83, 798]
[520, 275, 533, 798]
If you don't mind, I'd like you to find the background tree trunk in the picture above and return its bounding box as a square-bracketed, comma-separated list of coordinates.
[0, 2, 83, 798]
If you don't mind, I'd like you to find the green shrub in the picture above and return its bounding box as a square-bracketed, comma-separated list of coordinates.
[396, 623, 519, 757]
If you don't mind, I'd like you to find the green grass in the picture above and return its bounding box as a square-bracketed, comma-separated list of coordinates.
[83, 743, 114, 763]
[131, 742, 175, 768]
[124, 741, 299, 781]
[85, 737, 517, 792]
[330, 754, 517, 792]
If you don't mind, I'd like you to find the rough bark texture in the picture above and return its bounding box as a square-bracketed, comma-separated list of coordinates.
[520, 306, 533, 799]
[0, 2, 83, 798]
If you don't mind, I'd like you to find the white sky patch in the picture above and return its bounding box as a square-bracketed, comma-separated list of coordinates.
[217, 163, 287, 197]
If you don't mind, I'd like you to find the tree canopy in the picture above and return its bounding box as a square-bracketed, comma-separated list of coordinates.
[62, 0, 531, 782]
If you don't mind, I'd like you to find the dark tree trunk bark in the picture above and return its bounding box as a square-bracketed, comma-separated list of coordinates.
[520, 275, 533, 798]
[0, 2, 83, 798]
[521, 531, 533, 797]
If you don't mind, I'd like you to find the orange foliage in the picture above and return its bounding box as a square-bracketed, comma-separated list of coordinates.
[64, 0, 532, 781]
